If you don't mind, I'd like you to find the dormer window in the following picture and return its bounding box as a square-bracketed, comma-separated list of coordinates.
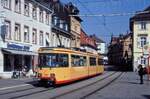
[140, 21, 147, 30]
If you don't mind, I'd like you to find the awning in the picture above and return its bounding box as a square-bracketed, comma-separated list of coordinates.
[2, 49, 38, 56]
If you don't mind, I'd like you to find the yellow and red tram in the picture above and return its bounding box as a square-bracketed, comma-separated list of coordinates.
[37, 47, 104, 85]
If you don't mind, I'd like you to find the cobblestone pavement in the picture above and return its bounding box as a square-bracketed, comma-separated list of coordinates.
[86, 72, 150, 99]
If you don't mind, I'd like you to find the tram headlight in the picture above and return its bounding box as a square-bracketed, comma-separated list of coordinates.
[38, 73, 42, 77]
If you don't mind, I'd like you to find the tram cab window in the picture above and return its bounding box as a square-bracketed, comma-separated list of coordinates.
[90, 57, 96, 66]
[39, 53, 69, 67]
[71, 55, 87, 67]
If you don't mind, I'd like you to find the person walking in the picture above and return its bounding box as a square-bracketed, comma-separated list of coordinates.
[138, 64, 144, 84]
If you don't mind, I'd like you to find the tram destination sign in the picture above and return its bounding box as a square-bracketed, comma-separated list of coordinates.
[7, 43, 30, 51]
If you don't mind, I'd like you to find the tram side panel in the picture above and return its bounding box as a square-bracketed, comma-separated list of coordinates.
[70, 66, 89, 81]
[97, 65, 104, 74]
[70, 54, 89, 80]
[88, 57, 97, 76]
[97, 58, 104, 74]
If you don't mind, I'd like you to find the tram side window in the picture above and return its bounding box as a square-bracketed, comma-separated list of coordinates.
[39, 54, 69, 67]
[90, 57, 96, 66]
[71, 55, 87, 67]
[98, 58, 103, 65]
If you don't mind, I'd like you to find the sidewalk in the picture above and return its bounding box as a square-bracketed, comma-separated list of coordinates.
[0, 77, 36, 88]
[88, 72, 150, 99]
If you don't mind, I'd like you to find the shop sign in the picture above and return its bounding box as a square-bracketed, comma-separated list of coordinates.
[7, 43, 30, 51]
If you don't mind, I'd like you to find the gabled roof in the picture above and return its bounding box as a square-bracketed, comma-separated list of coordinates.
[130, 6, 150, 22]
[90, 34, 105, 43]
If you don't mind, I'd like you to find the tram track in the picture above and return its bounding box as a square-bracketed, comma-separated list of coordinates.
[9, 87, 54, 99]
[0, 82, 55, 99]
[80, 72, 123, 99]
[0, 72, 107, 97]
[50, 72, 120, 99]
[1, 72, 118, 99]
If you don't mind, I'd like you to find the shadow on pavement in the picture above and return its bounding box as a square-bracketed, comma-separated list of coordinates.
[143, 95, 150, 99]
[104, 65, 133, 72]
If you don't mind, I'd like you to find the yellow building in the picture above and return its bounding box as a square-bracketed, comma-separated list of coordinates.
[70, 16, 82, 48]
[130, 7, 150, 71]
[67, 3, 82, 48]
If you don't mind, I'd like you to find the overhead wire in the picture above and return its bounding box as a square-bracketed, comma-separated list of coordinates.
[75, 0, 112, 35]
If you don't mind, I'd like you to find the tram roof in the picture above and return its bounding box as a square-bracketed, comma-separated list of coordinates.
[38, 47, 99, 56]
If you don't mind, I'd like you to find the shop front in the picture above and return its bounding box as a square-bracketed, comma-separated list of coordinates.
[1, 43, 38, 78]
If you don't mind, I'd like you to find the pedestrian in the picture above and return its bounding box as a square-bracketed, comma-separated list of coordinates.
[138, 64, 145, 84]
[22, 66, 27, 77]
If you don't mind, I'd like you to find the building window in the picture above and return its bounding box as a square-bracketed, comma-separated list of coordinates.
[32, 29, 37, 44]
[46, 33, 49, 47]
[63, 38, 66, 47]
[52, 34, 55, 47]
[39, 9, 43, 22]
[138, 36, 147, 48]
[74, 25, 77, 31]
[2, 0, 11, 9]
[24, 26, 29, 43]
[14, 23, 21, 41]
[53, 16, 58, 26]
[59, 20, 63, 29]
[140, 22, 147, 30]
[15, 0, 21, 13]
[32, 5, 37, 20]
[24, 2, 29, 16]
[140, 56, 147, 65]
[39, 31, 43, 46]
[67, 39, 70, 47]
[65, 24, 68, 31]
[5, 20, 11, 39]
[46, 13, 49, 25]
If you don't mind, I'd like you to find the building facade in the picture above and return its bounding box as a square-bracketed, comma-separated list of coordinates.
[108, 36, 123, 65]
[80, 29, 97, 54]
[37, 0, 72, 48]
[107, 33, 132, 70]
[0, 0, 52, 78]
[122, 33, 132, 70]
[90, 34, 106, 54]
[130, 6, 150, 71]
[67, 3, 82, 48]
[90, 34, 108, 64]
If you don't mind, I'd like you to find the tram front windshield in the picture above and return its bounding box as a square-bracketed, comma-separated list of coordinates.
[39, 53, 69, 68]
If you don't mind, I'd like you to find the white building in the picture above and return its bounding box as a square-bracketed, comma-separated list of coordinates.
[90, 34, 107, 54]
[0, 0, 52, 78]
[36, 0, 71, 48]
[130, 7, 150, 71]
[97, 42, 106, 55]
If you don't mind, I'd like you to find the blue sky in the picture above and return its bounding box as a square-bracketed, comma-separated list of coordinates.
[62, 0, 150, 44]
